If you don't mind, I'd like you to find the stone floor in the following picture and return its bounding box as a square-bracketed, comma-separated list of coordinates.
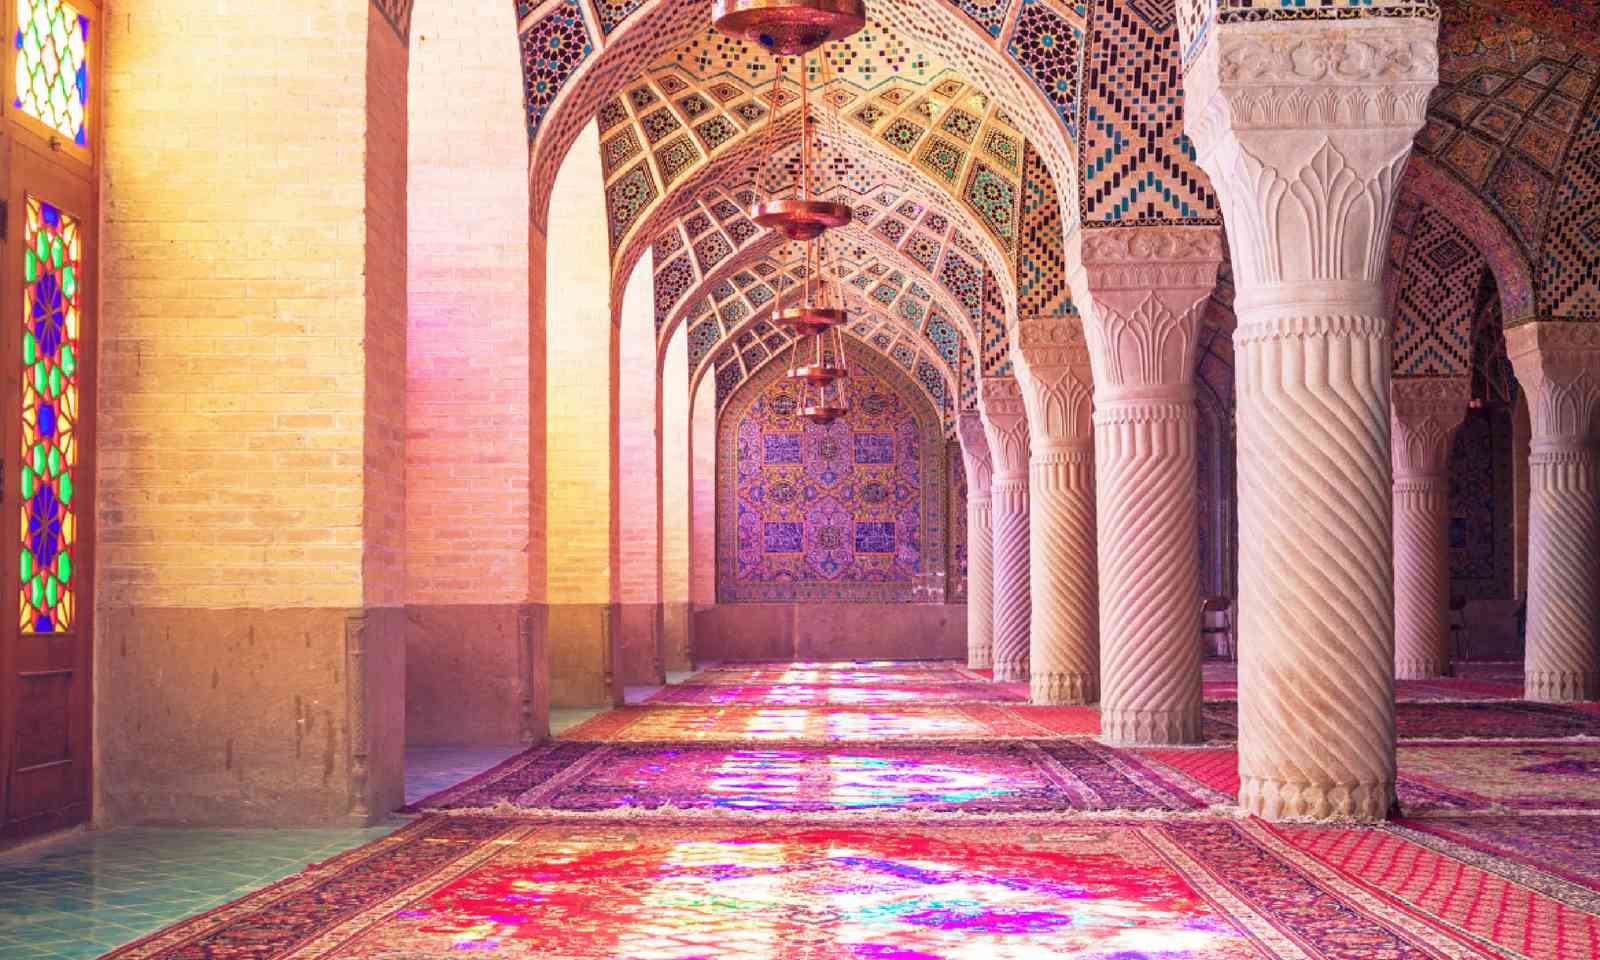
[0, 744, 538, 960]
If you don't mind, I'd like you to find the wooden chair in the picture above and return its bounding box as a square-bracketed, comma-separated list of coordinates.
[1200, 596, 1234, 661]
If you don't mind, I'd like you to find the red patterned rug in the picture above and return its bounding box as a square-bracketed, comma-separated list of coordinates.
[1392, 815, 1600, 895]
[1199, 699, 1600, 741]
[690, 663, 985, 684]
[404, 740, 1215, 815]
[643, 680, 1029, 705]
[1138, 741, 1600, 813]
[106, 815, 1595, 959]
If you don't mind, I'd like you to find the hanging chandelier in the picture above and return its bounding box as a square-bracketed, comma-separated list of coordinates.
[773, 238, 850, 424]
[712, 0, 866, 57]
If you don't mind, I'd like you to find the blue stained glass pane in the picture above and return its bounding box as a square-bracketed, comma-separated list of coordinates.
[34, 614, 53, 632]
[40, 202, 59, 226]
[37, 402, 54, 438]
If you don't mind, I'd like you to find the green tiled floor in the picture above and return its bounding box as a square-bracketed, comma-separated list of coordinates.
[0, 824, 396, 959]
[0, 744, 542, 959]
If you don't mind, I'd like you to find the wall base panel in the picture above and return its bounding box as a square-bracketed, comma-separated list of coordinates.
[95, 607, 405, 828]
[547, 603, 621, 708]
[693, 604, 966, 662]
[616, 602, 664, 686]
[404, 604, 545, 746]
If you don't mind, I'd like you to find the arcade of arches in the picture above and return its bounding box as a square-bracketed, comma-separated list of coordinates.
[2, 0, 1600, 957]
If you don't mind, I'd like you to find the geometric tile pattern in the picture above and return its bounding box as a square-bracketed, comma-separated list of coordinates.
[518, 0, 592, 140]
[1018, 142, 1073, 316]
[653, 254, 697, 334]
[1078, 0, 1218, 225]
[716, 341, 948, 602]
[980, 268, 1012, 376]
[1393, 209, 1484, 375]
[605, 161, 657, 252]
[1539, 102, 1600, 320]
[1008, 0, 1086, 140]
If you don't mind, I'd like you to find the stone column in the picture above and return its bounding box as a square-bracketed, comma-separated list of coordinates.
[956, 412, 996, 670]
[979, 377, 1032, 682]
[1012, 318, 1098, 703]
[1391, 377, 1469, 680]
[1506, 322, 1600, 702]
[1184, 17, 1438, 819]
[1070, 227, 1224, 742]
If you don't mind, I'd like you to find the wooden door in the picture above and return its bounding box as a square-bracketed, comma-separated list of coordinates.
[0, 0, 99, 846]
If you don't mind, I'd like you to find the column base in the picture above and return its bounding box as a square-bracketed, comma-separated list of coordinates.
[1239, 774, 1395, 822]
[1527, 669, 1599, 703]
[968, 649, 993, 670]
[1100, 706, 1201, 745]
[1394, 656, 1448, 680]
[993, 659, 1030, 683]
[1031, 671, 1098, 705]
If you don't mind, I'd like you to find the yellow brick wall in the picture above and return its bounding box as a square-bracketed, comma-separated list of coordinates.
[618, 257, 658, 605]
[405, 0, 531, 605]
[99, 0, 396, 609]
[542, 124, 613, 605]
[661, 330, 691, 607]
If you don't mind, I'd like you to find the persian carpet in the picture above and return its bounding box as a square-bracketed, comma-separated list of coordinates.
[106, 815, 1594, 959]
[1138, 741, 1600, 813]
[557, 703, 1106, 743]
[404, 740, 1211, 815]
[687, 664, 985, 685]
[1392, 815, 1600, 895]
[642, 680, 1029, 705]
[1198, 700, 1600, 741]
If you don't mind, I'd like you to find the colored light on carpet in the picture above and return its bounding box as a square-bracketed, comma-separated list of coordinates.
[690, 666, 985, 685]
[559, 703, 1108, 743]
[408, 741, 1210, 814]
[644, 681, 1027, 706]
[109, 816, 1583, 960]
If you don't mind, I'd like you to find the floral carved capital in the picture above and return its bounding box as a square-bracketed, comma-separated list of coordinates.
[978, 377, 1031, 476]
[1506, 322, 1600, 444]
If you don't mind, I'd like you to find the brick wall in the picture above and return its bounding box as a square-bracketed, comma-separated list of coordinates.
[618, 257, 658, 606]
[543, 124, 614, 605]
[662, 331, 691, 607]
[405, 0, 530, 605]
[99, 0, 382, 609]
[690, 377, 716, 607]
[365, 8, 408, 607]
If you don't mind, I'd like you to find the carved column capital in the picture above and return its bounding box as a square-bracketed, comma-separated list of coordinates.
[1011, 317, 1095, 451]
[1068, 225, 1225, 399]
[979, 376, 1031, 479]
[1506, 321, 1600, 448]
[1391, 376, 1469, 480]
[956, 411, 995, 501]
[1184, 19, 1438, 300]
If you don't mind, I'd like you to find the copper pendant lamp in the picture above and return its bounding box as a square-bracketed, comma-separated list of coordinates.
[772, 304, 845, 337]
[730, 31, 851, 241]
[711, 0, 867, 57]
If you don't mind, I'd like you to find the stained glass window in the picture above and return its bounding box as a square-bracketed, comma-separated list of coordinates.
[20, 196, 80, 633]
[14, 0, 89, 147]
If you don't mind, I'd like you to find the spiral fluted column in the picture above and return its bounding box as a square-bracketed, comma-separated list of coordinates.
[1185, 16, 1438, 819]
[1390, 378, 1469, 680]
[1012, 319, 1098, 704]
[1507, 322, 1600, 702]
[1070, 227, 1224, 742]
[956, 413, 996, 670]
[979, 378, 1032, 683]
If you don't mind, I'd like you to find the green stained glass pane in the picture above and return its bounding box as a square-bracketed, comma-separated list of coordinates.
[35, 231, 47, 261]
[48, 365, 62, 397]
[47, 444, 61, 477]
[20, 466, 34, 499]
[33, 361, 46, 394]
[58, 470, 71, 504]
[29, 576, 42, 609]
[20, 548, 32, 582]
[57, 552, 69, 583]
[61, 345, 74, 376]
[62, 265, 75, 298]
[44, 574, 58, 607]
[23, 250, 37, 283]
[15, 1, 88, 145]
[50, 236, 62, 268]
[31, 444, 44, 474]
[23, 332, 35, 365]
